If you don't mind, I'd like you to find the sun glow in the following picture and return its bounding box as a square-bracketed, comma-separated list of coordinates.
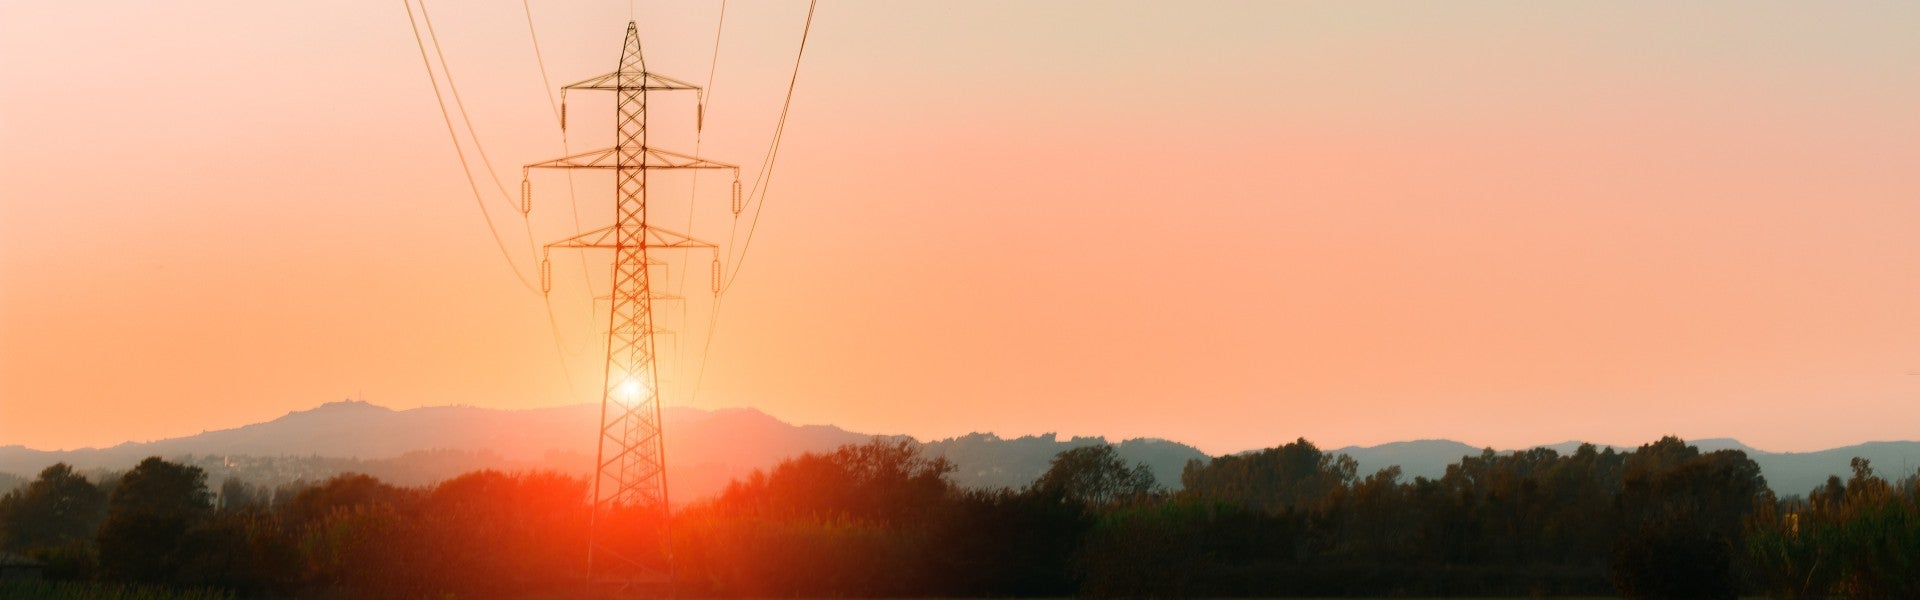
[616, 378, 647, 403]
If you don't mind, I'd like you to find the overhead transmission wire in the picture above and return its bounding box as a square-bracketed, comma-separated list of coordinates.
[418, 0, 536, 222]
[672, 0, 730, 395]
[518, 0, 593, 370]
[409, 0, 581, 395]
[687, 0, 818, 404]
[520, 0, 595, 293]
[520, 0, 561, 123]
[418, 0, 545, 288]
[401, 0, 539, 293]
[723, 0, 816, 293]
[511, 0, 589, 401]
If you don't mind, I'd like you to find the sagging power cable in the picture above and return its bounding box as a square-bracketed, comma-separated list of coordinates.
[687, 0, 819, 403]
[402, 0, 539, 293]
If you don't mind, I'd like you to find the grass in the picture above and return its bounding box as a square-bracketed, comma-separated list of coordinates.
[0, 579, 236, 600]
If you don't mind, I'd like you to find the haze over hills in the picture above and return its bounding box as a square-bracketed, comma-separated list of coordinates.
[1328, 438, 1920, 498]
[2, 400, 1913, 501]
[0, 400, 1208, 502]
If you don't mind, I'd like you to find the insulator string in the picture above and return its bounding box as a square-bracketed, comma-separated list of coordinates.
[520, 173, 533, 215]
[672, 0, 731, 397]
[541, 254, 553, 295]
[720, 0, 817, 293]
[688, 0, 818, 405]
[400, 0, 538, 293]
[730, 176, 743, 215]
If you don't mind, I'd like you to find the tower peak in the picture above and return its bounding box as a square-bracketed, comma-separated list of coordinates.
[621, 21, 645, 74]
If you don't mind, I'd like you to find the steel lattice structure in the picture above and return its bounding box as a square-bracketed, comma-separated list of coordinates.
[523, 21, 737, 581]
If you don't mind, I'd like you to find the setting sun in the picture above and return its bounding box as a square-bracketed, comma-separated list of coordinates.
[1, 1, 1916, 598]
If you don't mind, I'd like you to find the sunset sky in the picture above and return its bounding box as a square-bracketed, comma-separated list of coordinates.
[2, 1, 1916, 455]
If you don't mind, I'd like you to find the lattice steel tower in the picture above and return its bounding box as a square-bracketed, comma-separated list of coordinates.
[523, 21, 737, 580]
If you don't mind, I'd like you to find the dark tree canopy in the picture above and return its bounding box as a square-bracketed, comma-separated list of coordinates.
[95, 457, 213, 583]
[1609, 439, 1768, 600]
[1031, 444, 1157, 504]
[7, 438, 1917, 599]
[715, 438, 954, 524]
[1180, 437, 1357, 512]
[0, 463, 107, 553]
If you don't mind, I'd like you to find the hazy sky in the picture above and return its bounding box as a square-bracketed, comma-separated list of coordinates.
[3, 1, 1916, 455]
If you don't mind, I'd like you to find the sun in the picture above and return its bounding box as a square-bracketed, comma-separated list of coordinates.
[616, 378, 647, 402]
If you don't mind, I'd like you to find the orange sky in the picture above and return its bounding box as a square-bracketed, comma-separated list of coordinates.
[2, 1, 1917, 455]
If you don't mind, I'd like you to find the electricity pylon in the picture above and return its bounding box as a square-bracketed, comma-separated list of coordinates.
[523, 21, 738, 582]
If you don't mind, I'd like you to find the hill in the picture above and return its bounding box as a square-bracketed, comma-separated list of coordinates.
[3, 400, 1912, 501]
[0, 401, 877, 503]
[1331, 437, 1920, 498]
[922, 432, 1206, 490]
[0, 400, 1207, 501]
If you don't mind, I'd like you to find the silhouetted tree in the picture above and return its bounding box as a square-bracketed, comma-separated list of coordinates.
[1610, 438, 1766, 600]
[215, 478, 266, 512]
[0, 471, 25, 495]
[0, 463, 106, 553]
[1747, 458, 1920, 599]
[412, 470, 589, 596]
[1032, 445, 1157, 505]
[1076, 499, 1301, 598]
[1180, 437, 1356, 512]
[173, 506, 298, 595]
[44, 435, 1920, 599]
[280, 473, 409, 531]
[679, 439, 959, 596]
[929, 488, 1088, 596]
[96, 457, 213, 583]
[714, 438, 954, 524]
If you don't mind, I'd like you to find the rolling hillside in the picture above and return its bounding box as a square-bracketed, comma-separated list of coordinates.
[3, 400, 1912, 502]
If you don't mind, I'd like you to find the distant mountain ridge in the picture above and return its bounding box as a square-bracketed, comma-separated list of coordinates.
[0, 400, 1206, 502]
[0, 401, 882, 503]
[1331, 437, 1920, 499]
[2, 400, 1913, 501]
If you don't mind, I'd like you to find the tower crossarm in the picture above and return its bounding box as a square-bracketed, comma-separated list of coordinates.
[544, 223, 719, 251]
[562, 70, 701, 93]
[593, 292, 687, 302]
[592, 326, 681, 337]
[524, 146, 738, 171]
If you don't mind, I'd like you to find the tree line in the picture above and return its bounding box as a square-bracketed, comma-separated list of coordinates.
[1, 436, 1915, 598]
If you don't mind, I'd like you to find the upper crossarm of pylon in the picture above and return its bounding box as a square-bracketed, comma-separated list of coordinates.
[545, 225, 619, 249]
[641, 147, 737, 170]
[562, 70, 702, 92]
[524, 147, 738, 171]
[545, 224, 717, 250]
[526, 147, 619, 170]
[641, 225, 717, 249]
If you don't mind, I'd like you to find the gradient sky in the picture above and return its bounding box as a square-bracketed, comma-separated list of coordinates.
[2, 1, 1916, 455]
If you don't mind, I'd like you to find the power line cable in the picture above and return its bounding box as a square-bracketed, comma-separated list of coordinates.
[415, 0, 579, 396]
[688, 0, 818, 403]
[517, 0, 596, 329]
[495, 0, 586, 397]
[418, 1, 547, 296]
[673, 0, 730, 393]
[521, 0, 562, 125]
[701, 1, 729, 110]
[519, 0, 596, 293]
[418, 0, 528, 216]
[541, 293, 582, 399]
[722, 0, 816, 293]
[402, 0, 539, 293]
